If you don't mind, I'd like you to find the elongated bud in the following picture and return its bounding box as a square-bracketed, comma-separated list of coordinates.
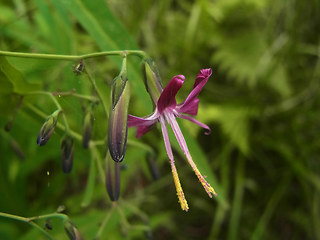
[61, 135, 74, 173]
[106, 158, 120, 201]
[82, 104, 95, 148]
[37, 110, 60, 146]
[108, 57, 130, 162]
[146, 153, 160, 180]
[64, 220, 82, 240]
[142, 59, 163, 104]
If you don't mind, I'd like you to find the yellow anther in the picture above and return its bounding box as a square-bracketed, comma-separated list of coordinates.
[187, 156, 217, 198]
[171, 164, 189, 211]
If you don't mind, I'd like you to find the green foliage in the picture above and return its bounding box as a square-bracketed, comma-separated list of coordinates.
[1, 0, 320, 239]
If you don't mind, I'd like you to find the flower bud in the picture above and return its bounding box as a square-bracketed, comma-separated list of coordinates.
[61, 135, 74, 173]
[64, 220, 82, 240]
[106, 159, 120, 202]
[37, 110, 60, 146]
[82, 105, 95, 148]
[142, 59, 163, 105]
[108, 74, 130, 162]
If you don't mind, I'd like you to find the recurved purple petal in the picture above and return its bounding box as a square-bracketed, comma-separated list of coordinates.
[179, 114, 211, 135]
[178, 69, 212, 114]
[157, 75, 185, 114]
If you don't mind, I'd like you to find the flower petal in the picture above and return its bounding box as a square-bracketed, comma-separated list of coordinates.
[178, 114, 211, 135]
[178, 68, 212, 114]
[127, 114, 156, 127]
[177, 99, 199, 116]
[128, 114, 157, 138]
[157, 75, 185, 114]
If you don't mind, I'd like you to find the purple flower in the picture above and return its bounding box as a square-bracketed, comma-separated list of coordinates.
[128, 68, 216, 211]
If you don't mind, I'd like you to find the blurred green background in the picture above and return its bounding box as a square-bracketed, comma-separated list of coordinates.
[1, 0, 320, 239]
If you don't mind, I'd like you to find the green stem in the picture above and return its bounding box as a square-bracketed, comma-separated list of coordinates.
[28, 213, 68, 222]
[116, 206, 131, 230]
[0, 50, 148, 61]
[91, 146, 106, 185]
[84, 68, 109, 118]
[52, 90, 99, 102]
[95, 203, 116, 239]
[0, 212, 55, 240]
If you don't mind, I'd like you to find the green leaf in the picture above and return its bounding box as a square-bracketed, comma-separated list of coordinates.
[0, 56, 41, 94]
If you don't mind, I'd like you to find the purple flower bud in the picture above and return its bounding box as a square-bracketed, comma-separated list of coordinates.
[106, 160, 120, 202]
[37, 110, 60, 146]
[64, 220, 82, 240]
[61, 135, 74, 173]
[108, 75, 130, 162]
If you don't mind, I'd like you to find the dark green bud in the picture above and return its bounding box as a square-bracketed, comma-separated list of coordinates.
[142, 59, 163, 105]
[37, 110, 60, 146]
[108, 69, 130, 162]
[61, 135, 74, 173]
[106, 159, 120, 202]
[64, 220, 82, 240]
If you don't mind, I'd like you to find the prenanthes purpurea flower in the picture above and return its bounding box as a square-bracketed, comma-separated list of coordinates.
[128, 67, 216, 211]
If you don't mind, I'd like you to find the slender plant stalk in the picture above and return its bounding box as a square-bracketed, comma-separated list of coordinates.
[0, 212, 68, 240]
[0, 50, 148, 61]
[91, 146, 107, 185]
[52, 90, 99, 102]
[95, 203, 116, 239]
[83, 68, 109, 118]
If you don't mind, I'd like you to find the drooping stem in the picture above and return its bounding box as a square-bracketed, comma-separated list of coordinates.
[28, 213, 68, 222]
[0, 50, 148, 61]
[51, 90, 99, 102]
[0, 212, 68, 240]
